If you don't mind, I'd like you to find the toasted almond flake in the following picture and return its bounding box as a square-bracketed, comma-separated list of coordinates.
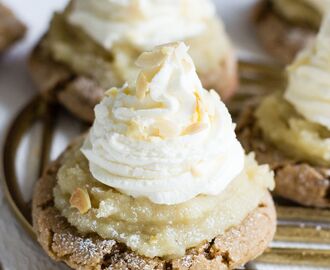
[126, 121, 140, 136]
[192, 112, 198, 124]
[105, 87, 118, 97]
[182, 123, 208, 135]
[126, 121, 147, 140]
[154, 119, 180, 138]
[136, 72, 148, 100]
[135, 50, 166, 68]
[70, 188, 91, 214]
[196, 96, 203, 122]
[192, 92, 205, 122]
[123, 87, 131, 95]
[151, 128, 161, 137]
[161, 45, 174, 55]
[191, 166, 203, 177]
[143, 66, 161, 82]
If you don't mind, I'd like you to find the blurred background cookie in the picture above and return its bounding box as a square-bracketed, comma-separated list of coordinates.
[29, 0, 238, 122]
[0, 3, 26, 53]
[252, 0, 329, 64]
[238, 15, 330, 207]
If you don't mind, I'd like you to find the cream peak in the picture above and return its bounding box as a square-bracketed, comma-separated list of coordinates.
[81, 42, 244, 205]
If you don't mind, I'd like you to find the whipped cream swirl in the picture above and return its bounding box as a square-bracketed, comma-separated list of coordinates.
[68, 0, 216, 50]
[285, 14, 330, 130]
[81, 42, 244, 205]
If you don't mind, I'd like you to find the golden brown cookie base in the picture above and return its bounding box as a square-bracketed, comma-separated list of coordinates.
[252, 0, 316, 64]
[29, 35, 238, 123]
[32, 140, 276, 270]
[29, 39, 101, 122]
[237, 106, 330, 208]
[0, 3, 26, 53]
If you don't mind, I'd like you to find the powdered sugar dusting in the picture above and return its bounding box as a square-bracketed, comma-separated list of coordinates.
[53, 232, 116, 263]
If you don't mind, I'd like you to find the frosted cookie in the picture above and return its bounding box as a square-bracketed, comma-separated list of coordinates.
[29, 0, 238, 122]
[33, 42, 275, 269]
[238, 16, 330, 207]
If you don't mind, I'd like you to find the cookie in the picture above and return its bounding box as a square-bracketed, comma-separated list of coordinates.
[252, 0, 317, 64]
[32, 139, 276, 270]
[0, 3, 26, 53]
[29, 37, 238, 123]
[237, 106, 330, 208]
[28, 1, 238, 124]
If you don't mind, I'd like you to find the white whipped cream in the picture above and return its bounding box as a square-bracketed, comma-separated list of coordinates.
[68, 0, 216, 50]
[81, 42, 244, 205]
[285, 14, 330, 130]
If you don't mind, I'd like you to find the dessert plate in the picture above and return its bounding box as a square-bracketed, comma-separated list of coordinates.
[2, 61, 330, 270]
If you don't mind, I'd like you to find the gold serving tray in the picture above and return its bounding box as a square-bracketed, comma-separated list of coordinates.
[2, 61, 330, 270]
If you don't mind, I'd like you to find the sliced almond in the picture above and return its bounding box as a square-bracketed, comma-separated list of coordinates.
[161, 45, 175, 55]
[195, 93, 203, 121]
[70, 188, 91, 214]
[136, 72, 148, 100]
[105, 87, 118, 97]
[192, 92, 205, 122]
[191, 166, 203, 177]
[126, 120, 140, 137]
[126, 120, 147, 140]
[182, 123, 208, 135]
[143, 66, 161, 82]
[154, 119, 180, 139]
[135, 50, 166, 68]
[123, 87, 132, 95]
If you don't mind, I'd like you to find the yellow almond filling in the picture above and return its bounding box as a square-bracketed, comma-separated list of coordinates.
[54, 140, 274, 258]
[256, 93, 330, 167]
